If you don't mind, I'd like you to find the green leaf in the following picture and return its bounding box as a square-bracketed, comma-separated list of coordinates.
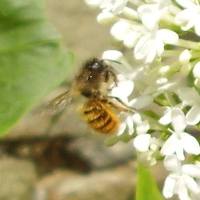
[136, 163, 164, 200]
[0, 0, 74, 136]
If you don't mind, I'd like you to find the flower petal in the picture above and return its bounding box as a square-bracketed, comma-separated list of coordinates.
[179, 49, 191, 63]
[162, 134, 185, 160]
[171, 108, 187, 133]
[177, 178, 191, 200]
[193, 62, 200, 79]
[181, 132, 200, 155]
[163, 175, 176, 198]
[182, 164, 200, 178]
[110, 79, 134, 99]
[134, 34, 153, 60]
[186, 106, 200, 125]
[126, 115, 134, 135]
[117, 122, 126, 136]
[136, 121, 149, 134]
[159, 109, 172, 125]
[132, 113, 142, 124]
[176, 0, 196, 9]
[175, 143, 185, 161]
[155, 39, 164, 56]
[161, 134, 178, 156]
[145, 44, 158, 63]
[97, 11, 115, 24]
[102, 50, 123, 61]
[178, 87, 200, 105]
[133, 134, 151, 152]
[194, 20, 200, 36]
[157, 29, 179, 45]
[84, 0, 101, 7]
[137, 4, 159, 30]
[110, 20, 130, 41]
[175, 9, 195, 31]
[164, 155, 180, 171]
[123, 31, 140, 48]
[184, 175, 200, 194]
[100, 0, 128, 14]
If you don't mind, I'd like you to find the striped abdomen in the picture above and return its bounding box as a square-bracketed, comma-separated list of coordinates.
[82, 99, 120, 134]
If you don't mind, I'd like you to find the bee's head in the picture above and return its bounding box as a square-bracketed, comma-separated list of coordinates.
[75, 58, 115, 98]
[77, 58, 107, 83]
[84, 58, 106, 72]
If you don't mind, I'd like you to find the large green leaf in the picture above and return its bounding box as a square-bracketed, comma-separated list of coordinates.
[0, 0, 73, 136]
[136, 163, 164, 200]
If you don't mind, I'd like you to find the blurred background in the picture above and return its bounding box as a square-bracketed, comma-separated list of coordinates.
[0, 1, 165, 200]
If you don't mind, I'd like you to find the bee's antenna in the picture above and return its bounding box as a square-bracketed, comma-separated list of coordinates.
[103, 59, 122, 65]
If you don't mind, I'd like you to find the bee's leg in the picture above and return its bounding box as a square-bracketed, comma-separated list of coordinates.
[102, 96, 136, 113]
[105, 70, 118, 87]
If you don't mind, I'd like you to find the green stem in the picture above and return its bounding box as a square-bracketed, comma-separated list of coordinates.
[121, 7, 138, 21]
[160, 13, 181, 32]
[162, 49, 181, 58]
[164, 92, 177, 106]
[141, 111, 168, 132]
[176, 39, 200, 50]
[191, 50, 200, 60]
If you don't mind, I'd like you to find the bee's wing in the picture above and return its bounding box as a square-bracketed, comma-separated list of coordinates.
[48, 90, 72, 112]
[31, 90, 72, 117]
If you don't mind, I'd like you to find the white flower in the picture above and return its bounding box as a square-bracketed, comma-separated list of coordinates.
[85, 0, 128, 14]
[132, 114, 161, 164]
[133, 117, 151, 152]
[100, 0, 128, 14]
[138, 4, 161, 30]
[97, 11, 115, 24]
[159, 108, 200, 160]
[193, 62, 200, 79]
[175, 0, 200, 36]
[117, 113, 136, 136]
[102, 50, 123, 61]
[137, 0, 172, 30]
[179, 49, 191, 64]
[163, 155, 200, 200]
[84, 0, 102, 7]
[109, 74, 134, 104]
[107, 73, 135, 136]
[134, 133, 161, 156]
[117, 110, 148, 138]
[178, 87, 200, 125]
[135, 134, 161, 165]
[134, 28, 179, 63]
[111, 19, 179, 63]
[110, 20, 145, 48]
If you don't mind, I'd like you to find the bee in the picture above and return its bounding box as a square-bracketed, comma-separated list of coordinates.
[49, 58, 135, 134]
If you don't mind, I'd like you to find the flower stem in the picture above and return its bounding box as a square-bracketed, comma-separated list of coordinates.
[129, 0, 143, 7]
[160, 14, 180, 32]
[191, 50, 200, 60]
[162, 50, 180, 58]
[176, 39, 200, 50]
[122, 7, 138, 21]
[141, 111, 168, 132]
[164, 92, 177, 106]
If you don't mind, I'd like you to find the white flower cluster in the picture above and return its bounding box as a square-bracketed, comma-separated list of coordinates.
[85, 0, 200, 200]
